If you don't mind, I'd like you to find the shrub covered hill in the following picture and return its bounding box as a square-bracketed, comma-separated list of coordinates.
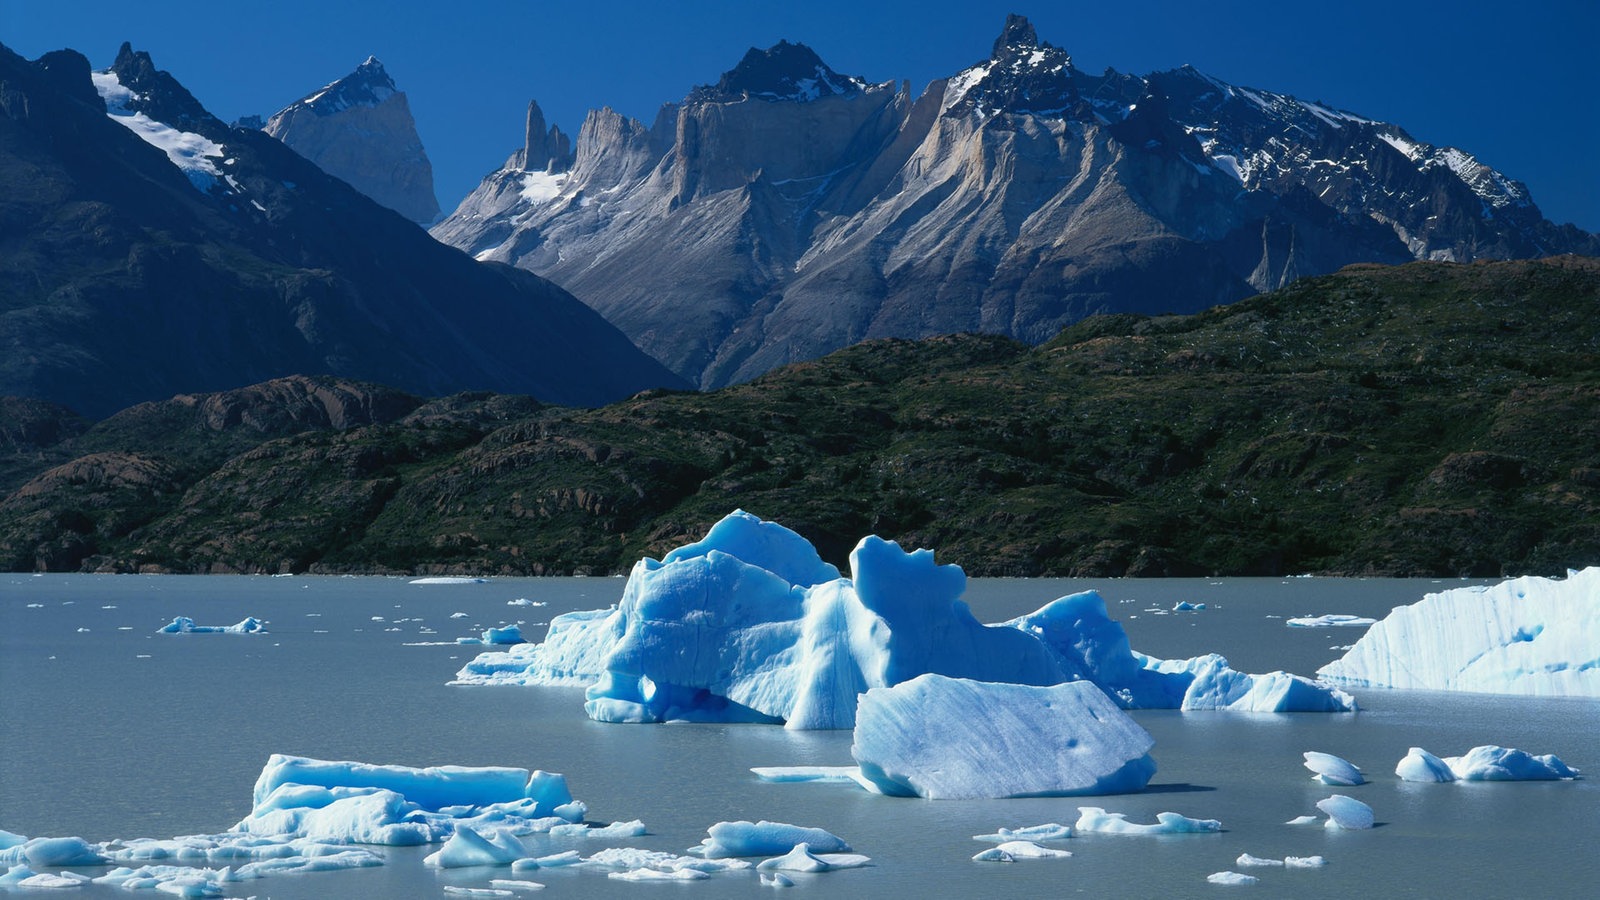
[3, 256, 1597, 577]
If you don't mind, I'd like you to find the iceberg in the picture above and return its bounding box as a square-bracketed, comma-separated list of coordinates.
[755, 844, 872, 872]
[158, 616, 266, 634]
[850, 675, 1157, 800]
[481, 625, 525, 645]
[1208, 871, 1259, 885]
[1303, 751, 1365, 785]
[458, 510, 1352, 728]
[424, 826, 527, 868]
[1073, 807, 1221, 835]
[1318, 568, 1600, 696]
[1396, 746, 1579, 782]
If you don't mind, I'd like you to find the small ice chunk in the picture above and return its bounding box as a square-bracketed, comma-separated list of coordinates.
[1303, 751, 1365, 785]
[1285, 815, 1320, 825]
[1236, 853, 1285, 867]
[1395, 747, 1457, 782]
[443, 888, 513, 897]
[1316, 794, 1374, 829]
[158, 616, 265, 634]
[1208, 871, 1259, 885]
[19, 871, 93, 888]
[1285, 855, 1328, 868]
[989, 840, 1071, 859]
[756, 843, 872, 872]
[1173, 601, 1206, 611]
[424, 826, 526, 867]
[607, 867, 708, 881]
[750, 766, 861, 783]
[973, 823, 1073, 843]
[690, 821, 850, 858]
[547, 820, 644, 839]
[1286, 615, 1375, 628]
[761, 871, 795, 887]
[21, 836, 106, 867]
[1074, 807, 1221, 835]
[972, 847, 1015, 862]
[488, 880, 546, 891]
[482, 625, 524, 645]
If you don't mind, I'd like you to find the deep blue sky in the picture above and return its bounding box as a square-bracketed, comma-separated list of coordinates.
[7, 0, 1597, 232]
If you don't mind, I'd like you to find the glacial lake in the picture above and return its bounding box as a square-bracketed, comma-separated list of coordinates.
[2, 574, 1596, 898]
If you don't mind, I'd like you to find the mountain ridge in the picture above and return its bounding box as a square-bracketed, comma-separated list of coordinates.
[434, 15, 1599, 390]
[0, 41, 687, 418]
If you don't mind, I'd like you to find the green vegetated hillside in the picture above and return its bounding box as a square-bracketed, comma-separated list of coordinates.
[3, 257, 1597, 577]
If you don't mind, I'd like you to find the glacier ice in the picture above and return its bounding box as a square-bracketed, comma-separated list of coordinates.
[1208, 871, 1259, 885]
[457, 510, 1354, 728]
[1286, 614, 1375, 627]
[158, 616, 266, 634]
[1303, 751, 1365, 785]
[424, 826, 526, 868]
[1315, 794, 1374, 829]
[850, 675, 1157, 799]
[689, 821, 851, 858]
[755, 843, 872, 872]
[974, 841, 1072, 860]
[1395, 747, 1457, 782]
[973, 823, 1073, 843]
[1318, 568, 1600, 697]
[1396, 745, 1579, 782]
[1073, 807, 1221, 835]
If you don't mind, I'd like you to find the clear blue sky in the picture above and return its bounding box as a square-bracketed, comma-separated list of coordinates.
[6, 0, 1597, 232]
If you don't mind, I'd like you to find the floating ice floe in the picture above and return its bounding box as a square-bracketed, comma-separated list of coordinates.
[1074, 807, 1221, 835]
[158, 616, 266, 634]
[1395, 746, 1579, 782]
[1208, 871, 1259, 885]
[410, 577, 489, 584]
[689, 821, 851, 859]
[755, 843, 871, 872]
[1318, 568, 1600, 697]
[971, 840, 1072, 862]
[456, 510, 1353, 728]
[973, 823, 1074, 843]
[1314, 794, 1373, 829]
[851, 675, 1157, 799]
[457, 625, 525, 646]
[1286, 614, 1376, 627]
[1173, 601, 1206, 611]
[1303, 751, 1365, 785]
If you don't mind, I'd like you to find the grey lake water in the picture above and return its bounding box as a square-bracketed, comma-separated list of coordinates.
[2, 574, 1596, 898]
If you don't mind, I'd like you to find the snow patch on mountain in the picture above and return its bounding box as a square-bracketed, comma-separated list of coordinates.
[93, 70, 223, 192]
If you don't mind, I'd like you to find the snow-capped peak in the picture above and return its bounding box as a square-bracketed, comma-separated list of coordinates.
[942, 14, 1077, 118]
[289, 57, 397, 116]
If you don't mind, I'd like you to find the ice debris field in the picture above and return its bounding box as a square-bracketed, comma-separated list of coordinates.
[5, 511, 1594, 894]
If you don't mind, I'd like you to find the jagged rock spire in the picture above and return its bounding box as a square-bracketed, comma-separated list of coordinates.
[994, 13, 1040, 55]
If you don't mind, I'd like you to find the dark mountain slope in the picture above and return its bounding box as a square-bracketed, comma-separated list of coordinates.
[0, 43, 686, 419]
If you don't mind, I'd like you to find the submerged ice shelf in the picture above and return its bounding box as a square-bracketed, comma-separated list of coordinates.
[456, 510, 1355, 728]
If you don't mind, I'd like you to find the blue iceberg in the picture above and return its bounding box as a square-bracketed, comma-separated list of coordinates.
[458, 510, 1355, 728]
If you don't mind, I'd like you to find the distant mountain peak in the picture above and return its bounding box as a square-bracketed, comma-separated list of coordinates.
[689, 40, 867, 103]
[943, 15, 1077, 117]
[993, 12, 1042, 56]
[289, 56, 397, 116]
[106, 42, 220, 133]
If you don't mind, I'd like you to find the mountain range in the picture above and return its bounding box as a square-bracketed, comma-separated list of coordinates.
[3, 257, 1595, 577]
[0, 42, 686, 419]
[433, 14, 1599, 389]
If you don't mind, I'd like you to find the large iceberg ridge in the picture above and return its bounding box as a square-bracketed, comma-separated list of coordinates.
[456, 510, 1355, 728]
[1318, 567, 1600, 696]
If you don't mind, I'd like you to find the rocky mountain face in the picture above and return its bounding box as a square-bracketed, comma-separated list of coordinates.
[434, 14, 1600, 389]
[260, 57, 440, 224]
[0, 42, 687, 419]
